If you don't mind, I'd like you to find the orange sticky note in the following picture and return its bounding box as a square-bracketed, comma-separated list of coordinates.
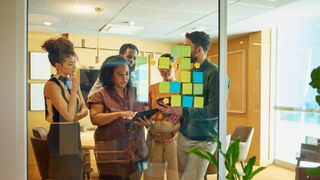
[163, 98, 170, 104]
[194, 63, 200, 69]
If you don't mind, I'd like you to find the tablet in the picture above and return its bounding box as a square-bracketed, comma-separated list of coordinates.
[131, 108, 159, 121]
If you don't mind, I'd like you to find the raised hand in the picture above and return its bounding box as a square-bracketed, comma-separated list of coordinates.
[69, 76, 78, 93]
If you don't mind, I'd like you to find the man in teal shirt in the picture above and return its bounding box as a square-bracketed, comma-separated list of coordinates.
[159, 31, 219, 180]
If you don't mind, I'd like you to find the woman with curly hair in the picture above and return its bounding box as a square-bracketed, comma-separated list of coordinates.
[42, 37, 88, 179]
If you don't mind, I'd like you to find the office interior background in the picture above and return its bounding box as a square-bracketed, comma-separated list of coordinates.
[1, 0, 320, 179]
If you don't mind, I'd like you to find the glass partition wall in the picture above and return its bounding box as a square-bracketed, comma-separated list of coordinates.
[27, 0, 223, 179]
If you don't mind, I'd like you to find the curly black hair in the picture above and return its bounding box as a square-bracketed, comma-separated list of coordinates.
[99, 55, 131, 90]
[41, 37, 76, 66]
[185, 31, 211, 53]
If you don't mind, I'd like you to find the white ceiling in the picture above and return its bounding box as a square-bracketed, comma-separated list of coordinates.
[28, 0, 320, 42]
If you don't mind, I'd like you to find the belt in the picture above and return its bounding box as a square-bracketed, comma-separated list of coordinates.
[149, 128, 179, 144]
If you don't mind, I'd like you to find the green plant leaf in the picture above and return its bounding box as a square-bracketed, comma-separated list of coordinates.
[249, 167, 266, 179]
[310, 66, 320, 82]
[243, 156, 256, 178]
[210, 133, 222, 151]
[227, 138, 240, 167]
[307, 166, 320, 177]
[188, 147, 218, 167]
[316, 95, 320, 106]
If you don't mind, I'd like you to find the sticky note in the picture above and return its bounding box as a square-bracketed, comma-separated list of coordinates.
[150, 59, 156, 66]
[159, 82, 170, 93]
[181, 46, 191, 57]
[171, 45, 181, 57]
[193, 83, 203, 95]
[194, 63, 200, 69]
[163, 98, 170, 104]
[172, 61, 178, 70]
[171, 95, 181, 107]
[193, 72, 203, 83]
[182, 96, 193, 108]
[180, 71, 191, 82]
[194, 96, 204, 108]
[182, 83, 193, 95]
[136, 56, 147, 66]
[158, 57, 170, 69]
[181, 58, 191, 70]
[170, 81, 181, 93]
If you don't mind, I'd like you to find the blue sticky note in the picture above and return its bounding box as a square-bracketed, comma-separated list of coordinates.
[193, 72, 203, 83]
[170, 81, 181, 93]
[182, 96, 193, 108]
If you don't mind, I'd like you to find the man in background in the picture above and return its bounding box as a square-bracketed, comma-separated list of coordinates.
[88, 43, 139, 97]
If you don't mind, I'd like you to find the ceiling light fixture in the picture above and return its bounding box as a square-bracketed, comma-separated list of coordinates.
[95, 7, 103, 64]
[44, 21, 52, 26]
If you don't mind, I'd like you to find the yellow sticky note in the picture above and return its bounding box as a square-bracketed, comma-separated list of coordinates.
[194, 63, 200, 69]
[163, 98, 170, 104]
[181, 58, 191, 70]
[180, 71, 191, 82]
[182, 83, 193, 95]
[181, 46, 191, 57]
[171, 95, 181, 107]
[159, 82, 170, 93]
[158, 57, 170, 69]
[194, 96, 204, 108]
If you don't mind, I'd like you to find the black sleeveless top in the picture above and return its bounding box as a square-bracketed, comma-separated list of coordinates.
[45, 75, 80, 123]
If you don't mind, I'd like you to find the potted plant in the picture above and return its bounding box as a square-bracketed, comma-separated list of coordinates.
[307, 66, 320, 177]
[189, 134, 266, 180]
[309, 66, 320, 106]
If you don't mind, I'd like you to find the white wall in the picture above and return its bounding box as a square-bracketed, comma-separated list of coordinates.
[0, 0, 27, 179]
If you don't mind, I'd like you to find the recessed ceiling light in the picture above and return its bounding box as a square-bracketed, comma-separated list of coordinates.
[268, 0, 278, 2]
[240, 41, 244, 44]
[44, 21, 52, 26]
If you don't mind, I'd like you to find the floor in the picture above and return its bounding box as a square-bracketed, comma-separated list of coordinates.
[28, 160, 295, 180]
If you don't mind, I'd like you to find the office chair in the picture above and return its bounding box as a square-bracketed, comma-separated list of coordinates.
[31, 127, 93, 179]
[204, 135, 231, 180]
[296, 141, 320, 180]
[32, 127, 48, 140]
[230, 126, 254, 169]
[30, 137, 50, 180]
